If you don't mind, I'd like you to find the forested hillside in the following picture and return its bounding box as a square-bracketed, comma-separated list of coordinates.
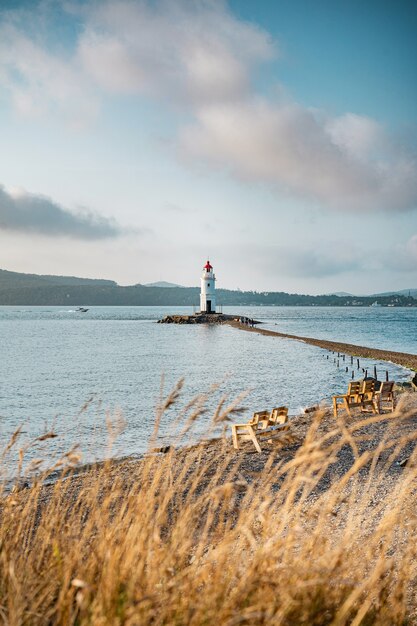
[0, 269, 415, 306]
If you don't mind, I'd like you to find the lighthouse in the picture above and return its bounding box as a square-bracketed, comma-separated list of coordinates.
[200, 260, 216, 314]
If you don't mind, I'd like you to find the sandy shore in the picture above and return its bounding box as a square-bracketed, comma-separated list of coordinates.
[226, 320, 417, 375]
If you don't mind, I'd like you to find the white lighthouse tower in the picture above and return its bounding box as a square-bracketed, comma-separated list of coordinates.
[200, 260, 216, 314]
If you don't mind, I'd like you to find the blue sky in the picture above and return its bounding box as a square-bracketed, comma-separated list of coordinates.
[0, 0, 416, 294]
[232, 0, 417, 124]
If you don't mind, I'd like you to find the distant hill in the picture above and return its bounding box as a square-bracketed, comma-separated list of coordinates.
[371, 288, 417, 298]
[0, 269, 116, 289]
[0, 268, 416, 307]
[144, 281, 184, 288]
[326, 291, 353, 297]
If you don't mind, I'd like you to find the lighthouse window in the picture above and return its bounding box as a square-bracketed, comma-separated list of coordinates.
[207, 283, 210, 287]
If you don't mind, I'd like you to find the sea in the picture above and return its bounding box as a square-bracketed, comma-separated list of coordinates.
[0, 305, 415, 476]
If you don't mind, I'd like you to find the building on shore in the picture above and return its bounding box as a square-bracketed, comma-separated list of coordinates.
[200, 260, 216, 313]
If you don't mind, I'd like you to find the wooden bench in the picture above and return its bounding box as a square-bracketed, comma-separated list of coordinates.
[231, 407, 289, 453]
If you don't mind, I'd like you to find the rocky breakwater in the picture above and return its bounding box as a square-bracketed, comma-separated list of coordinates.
[158, 313, 250, 325]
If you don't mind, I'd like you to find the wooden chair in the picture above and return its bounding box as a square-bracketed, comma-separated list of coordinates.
[332, 380, 377, 417]
[269, 406, 289, 425]
[231, 422, 262, 453]
[373, 381, 395, 413]
[251, 410, 272, 430]
[231, 407, 289, 453]
[360, 380, 377, 413]
[255, 407, 290, 445]
[332, 381, 362, 417]
[253, 407, 288, 429]
[230, 410, 269, 453]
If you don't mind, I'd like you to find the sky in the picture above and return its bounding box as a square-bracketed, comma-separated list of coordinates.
[0, 0, 416, 294]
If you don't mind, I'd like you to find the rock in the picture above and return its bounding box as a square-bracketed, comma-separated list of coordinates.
[158, 313, 243, 325]
[150, 445, 171, 454]
[304, 406, 319, 414]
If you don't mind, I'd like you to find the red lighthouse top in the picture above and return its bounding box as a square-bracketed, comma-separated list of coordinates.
[204, 260, 213, 271]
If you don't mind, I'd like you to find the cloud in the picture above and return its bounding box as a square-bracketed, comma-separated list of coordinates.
[77, 0, 274, 105]
[264, 235, 416, 280]
[0, 185, 124, 239]
[255, 243, 362, 278]
[0, 0, 416, 213]
[0, 0, 273, 122]
[388, 234, 417, 272]
[405, 235, 417, 265]
[325, 113, 384, 160]
[179, 100, 417, 212]
[163, 202, 192, 214]
[77, 2, 417, 213]
[0, 17, 98, 128]
[261, 235, 417, 279]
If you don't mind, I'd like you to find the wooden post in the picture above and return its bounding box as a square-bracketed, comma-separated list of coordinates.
[373, 365, 377, 380]
[365, 369, 368, 378]
[357, 359, 360, 369]
[386, 370, 389, 381]
[346, 366, 348, 372]
[343, 355, 345, 362]
[351, 356, 353, 365]
[352, 371, 354, 379]
[337, 360, 340, 367]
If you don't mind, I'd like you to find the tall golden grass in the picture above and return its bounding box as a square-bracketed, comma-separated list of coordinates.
[1, 385, 416, 625]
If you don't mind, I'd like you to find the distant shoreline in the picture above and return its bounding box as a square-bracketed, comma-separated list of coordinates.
[227, 320, 417, 376]
[1, 266, 416, 308]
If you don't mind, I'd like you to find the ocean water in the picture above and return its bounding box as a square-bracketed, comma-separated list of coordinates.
[0, 305, 415, 475]
[252, 306, 417, 354]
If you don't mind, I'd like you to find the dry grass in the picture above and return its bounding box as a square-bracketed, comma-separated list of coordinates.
[1, 386, 417, 626]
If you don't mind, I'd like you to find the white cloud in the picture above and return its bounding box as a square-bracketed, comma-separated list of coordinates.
[0, 0, 416, 213]
[325, 113, 384, 160]
[0, 0, 273, 116]
[77, 0, 274, 104]
[180, 99, 417, 212]
[0, 18, 98, 128]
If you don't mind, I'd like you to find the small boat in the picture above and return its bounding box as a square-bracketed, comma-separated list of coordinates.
[371, 301, 381, 307]
[76, 307, 89, 313]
